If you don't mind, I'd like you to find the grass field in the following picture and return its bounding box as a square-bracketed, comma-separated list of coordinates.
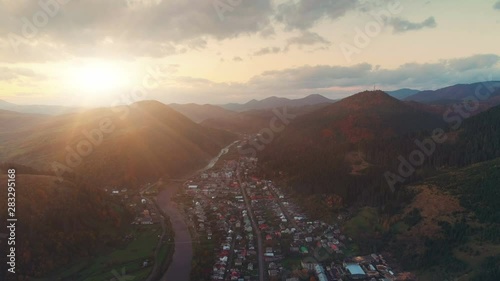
[35, 224, 163, 281]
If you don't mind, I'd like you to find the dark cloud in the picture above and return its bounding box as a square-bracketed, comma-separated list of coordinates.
[253, 47, 281, 56]
[495, 1, 500, 10]
[448, 54, 499, 72]
[233, 56, 243, 62]
[390, 16, 437, 33]
[275, 0, 358, 30]
[284, 31, 330, 51]
[0, 0, 274, 59]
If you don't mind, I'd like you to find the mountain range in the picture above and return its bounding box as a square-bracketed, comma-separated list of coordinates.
[386, 88, 421, 99]
[219, 94, 335, 112]
[2, 80, 500, 280]
[0, 99, 81, 115]
[405, 81, 500, 103]
[1, 101, 235, 187]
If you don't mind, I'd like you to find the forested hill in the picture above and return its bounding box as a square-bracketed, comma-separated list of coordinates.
[259, 98, 500, 207]
[276, 90, 443, 145]
[0, 100, 236, 187]
[385, 157, 500, 280]
[0, 171, 131, 278]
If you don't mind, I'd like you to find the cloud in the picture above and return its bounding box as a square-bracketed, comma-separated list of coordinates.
[284, 31, 330, 51]
[250, 32, 331, 57]
[248, 54, 500, 91]
[0, 0, 274, 60]
[150, 54, 500, 103]
[233, 56, 243, 62]
[448, 54, 500, 71]
[390, 16, 437, 33]
[253, 47, 281, 56]
[259, 26, 276, 38]
[275, 0, 358, 30]
[495, 1, 500, 10]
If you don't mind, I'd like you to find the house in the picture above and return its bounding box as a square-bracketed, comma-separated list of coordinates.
[299, 246, 309, 254]
[314, 264, 328, 281]
[344, 263, 367, 280]
[301, 259, 316, 270]
[140, 217, 153, 224]
[268, 270, 278, 277]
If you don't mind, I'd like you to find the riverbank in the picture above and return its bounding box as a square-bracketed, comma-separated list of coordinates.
[156, 141, 239, 281]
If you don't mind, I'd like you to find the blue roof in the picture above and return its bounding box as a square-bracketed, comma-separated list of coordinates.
[346, 263, 366, 276]
[314, 265, 328, 281]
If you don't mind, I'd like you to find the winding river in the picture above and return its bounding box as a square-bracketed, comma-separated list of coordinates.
[157, 141, 238, 281]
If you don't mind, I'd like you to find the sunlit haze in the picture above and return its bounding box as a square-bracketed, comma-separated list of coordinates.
[2, 1, 500, 281]
[0, 0, 498, 106]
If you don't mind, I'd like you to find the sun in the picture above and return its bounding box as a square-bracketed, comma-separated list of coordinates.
[67, 61, 129, 94]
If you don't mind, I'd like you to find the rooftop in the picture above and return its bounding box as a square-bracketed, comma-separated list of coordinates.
[346, 263, 366, 276]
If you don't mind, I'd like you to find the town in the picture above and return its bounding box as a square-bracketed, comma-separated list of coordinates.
[175, 156, 414, 281]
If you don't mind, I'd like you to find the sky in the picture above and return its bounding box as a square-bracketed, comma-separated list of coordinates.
[0, 0, 499, 106]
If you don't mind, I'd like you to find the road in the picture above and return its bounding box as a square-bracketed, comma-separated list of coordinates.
[143, 196, 167, 281]
[268, 187, 302, 232]
[237, 168, 265, 281]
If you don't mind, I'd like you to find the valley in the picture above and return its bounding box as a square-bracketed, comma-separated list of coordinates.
[1, 3, 498, 280]
[1, 82, 500, 281]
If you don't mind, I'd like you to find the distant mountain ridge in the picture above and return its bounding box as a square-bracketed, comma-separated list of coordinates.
[386, 88, 421, 100]
[3, 81, 499, 116]
[0, 99, 81, 115]
[169, 103, 237, 123]
[200, 103, 329, 134]
[405, 81, 500, 103]
[220, 94, 335, 112]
